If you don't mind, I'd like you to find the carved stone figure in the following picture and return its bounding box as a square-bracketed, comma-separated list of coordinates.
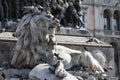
[11, 5, 108, 80]
[11, 6, 60, 68]
[59, 1, 83, 28]
[49, 0, 83, 28]
[11, 6, 69, 78]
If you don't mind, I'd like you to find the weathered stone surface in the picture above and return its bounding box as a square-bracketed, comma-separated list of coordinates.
[0, 41, 15, 67]
[3, 69, 31, 79]
[29, 64, 80, 80]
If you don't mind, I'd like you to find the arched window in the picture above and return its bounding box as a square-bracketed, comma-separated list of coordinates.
[104, 9, 111, 30]
[113, 11, 120, 31]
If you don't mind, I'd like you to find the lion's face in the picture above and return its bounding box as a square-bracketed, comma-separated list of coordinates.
[36, 11, 60, 44]
[46, 12, 60, 37]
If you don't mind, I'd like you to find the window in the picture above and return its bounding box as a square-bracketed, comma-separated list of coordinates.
[113, 11, 120, 31]
[104, 9, 111, 30]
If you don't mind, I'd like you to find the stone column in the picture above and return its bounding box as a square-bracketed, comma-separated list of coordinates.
[110, 12, 115, 36]
[6, 0, 12, 19]
[15, 0, 20, 19]
[0, 0, 6, 29]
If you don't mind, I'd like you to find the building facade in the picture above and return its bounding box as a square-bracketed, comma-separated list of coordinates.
[81, 0, 120, 79]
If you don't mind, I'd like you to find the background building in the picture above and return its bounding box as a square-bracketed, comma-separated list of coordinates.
[80, 0, 120, 79]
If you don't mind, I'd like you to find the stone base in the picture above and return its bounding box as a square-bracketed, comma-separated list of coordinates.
[29, 64, 80, 80]
[0, 69, 31, 80]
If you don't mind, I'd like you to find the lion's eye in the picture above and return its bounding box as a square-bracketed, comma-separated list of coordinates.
[46, 14, 53, 18]
[46, 15, 51, 18]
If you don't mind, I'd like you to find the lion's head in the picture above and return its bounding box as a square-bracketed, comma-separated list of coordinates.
[15, 8, 59, 43]
[31, 11, 60, 44]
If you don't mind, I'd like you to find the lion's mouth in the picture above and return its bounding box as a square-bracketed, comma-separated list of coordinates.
[49, 34, 55, 37]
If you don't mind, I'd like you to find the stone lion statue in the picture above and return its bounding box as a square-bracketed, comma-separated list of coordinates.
[11, 6, 81, 79]
[11, 6, 60, 68]
[11, 5, 106, 80]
